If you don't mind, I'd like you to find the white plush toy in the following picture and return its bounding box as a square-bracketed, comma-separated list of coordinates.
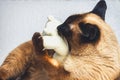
[42, 16, 69, 62]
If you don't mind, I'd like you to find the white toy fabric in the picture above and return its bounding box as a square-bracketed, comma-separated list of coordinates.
[42, 16, 69, 62]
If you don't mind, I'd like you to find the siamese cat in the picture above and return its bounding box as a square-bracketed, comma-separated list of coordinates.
[0, 0, 120, 80]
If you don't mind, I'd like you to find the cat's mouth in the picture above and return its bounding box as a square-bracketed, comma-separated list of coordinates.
[57, 27, 71, 51]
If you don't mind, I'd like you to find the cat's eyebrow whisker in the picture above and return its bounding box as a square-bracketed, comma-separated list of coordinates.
[38, 36, 42, 39]
[42, 48, 45, 51]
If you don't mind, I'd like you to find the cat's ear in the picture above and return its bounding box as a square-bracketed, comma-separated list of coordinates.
[91, 0, 107, 20]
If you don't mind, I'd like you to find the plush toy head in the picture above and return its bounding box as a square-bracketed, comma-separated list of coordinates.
[42, 16, 69, 62]
[42, 16, 61, 36]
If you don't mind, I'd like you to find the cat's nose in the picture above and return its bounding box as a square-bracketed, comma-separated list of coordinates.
[57, 24, 72, 38]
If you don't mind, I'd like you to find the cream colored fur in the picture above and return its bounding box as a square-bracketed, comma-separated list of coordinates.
[62, 13, 120, 80]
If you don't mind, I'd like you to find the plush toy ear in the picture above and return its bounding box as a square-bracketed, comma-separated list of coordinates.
[79, 23, 100, 43]
[47, 16, 54, 21]
[91, 0, 107, 20]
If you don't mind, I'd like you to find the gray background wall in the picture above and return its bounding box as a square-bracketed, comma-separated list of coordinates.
[0, 0, 120, 65]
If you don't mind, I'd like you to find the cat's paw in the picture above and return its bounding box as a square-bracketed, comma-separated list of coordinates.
[32, 32, 44, 54]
